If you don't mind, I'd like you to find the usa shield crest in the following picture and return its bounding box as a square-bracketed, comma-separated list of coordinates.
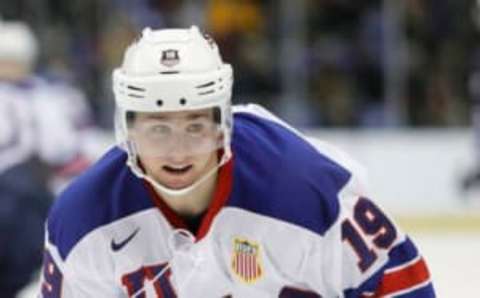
[160, 49, 180, 67]
[231, 238, 263, 283]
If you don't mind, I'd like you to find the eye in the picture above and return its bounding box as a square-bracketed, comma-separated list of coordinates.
[186, 123, 206, 135]
[146, 124, 171, 138]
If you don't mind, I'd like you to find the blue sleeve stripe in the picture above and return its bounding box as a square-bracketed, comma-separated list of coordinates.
[384, 237, 420, 270]
[344, 237, 423, 297]
[394, 282, 436, 298]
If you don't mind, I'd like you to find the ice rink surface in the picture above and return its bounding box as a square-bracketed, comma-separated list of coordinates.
[19, 231, 480, 297]
[410, 231, 480, 297]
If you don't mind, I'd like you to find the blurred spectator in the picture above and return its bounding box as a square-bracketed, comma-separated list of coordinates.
[2, 1, 478, 127]
[306, 1, 383, 126]
[404, 0, 470, 126]
[206, 0, 279, 110]
[461, 0, 480, 194]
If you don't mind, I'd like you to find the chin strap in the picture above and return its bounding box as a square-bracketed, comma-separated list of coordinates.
[126, 147, 232, 197]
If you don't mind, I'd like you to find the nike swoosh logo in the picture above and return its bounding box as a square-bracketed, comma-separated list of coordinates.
[111, 228, 140, 252]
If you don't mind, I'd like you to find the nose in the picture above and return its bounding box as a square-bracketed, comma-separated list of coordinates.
[164, 135, 190, 163]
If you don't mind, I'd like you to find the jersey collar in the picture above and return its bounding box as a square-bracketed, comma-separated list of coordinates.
[144, 156, 234, 240]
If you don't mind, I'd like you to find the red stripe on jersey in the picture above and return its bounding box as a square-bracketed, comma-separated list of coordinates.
[242, 252, 247, 280]
[144, 181, 188, 230]
[374, 257, 430, 297]
[143, 155, 234, 235]
[248, 254, 253, 281]
[54, 154, 91, 176]
[196, 156, 233, 240]
[145, 267, 164, 298]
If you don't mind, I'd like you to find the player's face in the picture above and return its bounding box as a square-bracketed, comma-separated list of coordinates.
[128, 109, 222, 189]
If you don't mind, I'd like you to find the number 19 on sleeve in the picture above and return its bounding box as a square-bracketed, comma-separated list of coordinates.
[341, 197, 397, 272]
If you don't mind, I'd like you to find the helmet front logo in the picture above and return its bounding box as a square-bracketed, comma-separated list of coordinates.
[160, 49, 180, 67]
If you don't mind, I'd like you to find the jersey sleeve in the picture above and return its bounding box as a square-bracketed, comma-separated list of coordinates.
[302, 193, 435, 297]
[288, 127, 436, 297]
[38, 225, 121, 298]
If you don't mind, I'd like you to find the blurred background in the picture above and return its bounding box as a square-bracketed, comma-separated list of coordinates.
[1, 0, 480, 296]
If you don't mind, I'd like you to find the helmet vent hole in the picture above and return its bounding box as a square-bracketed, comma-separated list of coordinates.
[179, 98, 187, 105]
[156, 100, 163, 106]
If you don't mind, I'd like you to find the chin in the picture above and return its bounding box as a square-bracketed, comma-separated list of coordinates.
[165, 183, 191, 190]
[161, 178, 195, 190]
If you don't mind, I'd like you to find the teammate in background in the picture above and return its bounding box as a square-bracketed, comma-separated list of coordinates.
[0, 20, 52, 297]
[0, 19, 96, 297]
[0, 19, 99, 195]
[0, 99, 52, 298]
[39, 26, 435, 297]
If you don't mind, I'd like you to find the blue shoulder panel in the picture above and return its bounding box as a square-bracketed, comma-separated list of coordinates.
[47, 147, 154, 260]
[228, 111, 351, 236]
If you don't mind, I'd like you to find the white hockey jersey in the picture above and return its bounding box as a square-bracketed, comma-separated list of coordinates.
[0, 76, 103, 193]
[39, 104, 435, 297]
[0, 80, 36, 173]
[0, 77, 92, 170]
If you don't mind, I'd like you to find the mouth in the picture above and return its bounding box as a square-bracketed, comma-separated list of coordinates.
[162, 165, 193, 176]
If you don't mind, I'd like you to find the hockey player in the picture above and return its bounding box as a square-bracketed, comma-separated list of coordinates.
[0, 89, 52, 298]
[0, 20, 52, 297]
[0, 19, 98, 194]
[0, 20, 96, 296]
[39, 26, 435, 297]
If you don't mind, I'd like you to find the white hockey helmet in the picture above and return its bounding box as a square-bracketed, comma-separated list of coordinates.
[0, 20, 38, 66]
[112, 26, 233, 196]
